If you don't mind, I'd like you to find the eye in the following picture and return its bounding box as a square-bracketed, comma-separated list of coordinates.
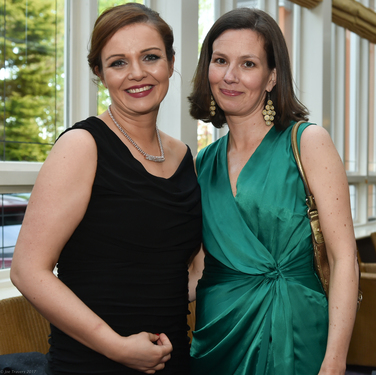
[109, 59, 125, 68]
[213, 57, 226, 65]
[244, 61, 255, 68]
[144, 54, 161, 62]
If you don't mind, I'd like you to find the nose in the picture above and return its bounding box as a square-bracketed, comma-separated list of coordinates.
[223, 64, 239, 84]
[128, 61, 147, 81]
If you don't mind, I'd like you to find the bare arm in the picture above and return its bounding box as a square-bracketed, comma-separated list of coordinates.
[10, 129, 172, 374]
[300, 125, 358, 375]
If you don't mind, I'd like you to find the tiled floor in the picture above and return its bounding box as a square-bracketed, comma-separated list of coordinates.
[346, 365, 376, 375]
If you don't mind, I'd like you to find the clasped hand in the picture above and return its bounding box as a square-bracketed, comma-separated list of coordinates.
[111, 332, 173, 374]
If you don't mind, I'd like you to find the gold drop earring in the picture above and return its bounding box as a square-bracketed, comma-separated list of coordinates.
[263, 92, 276, 126]
[209, 96, 216, 117]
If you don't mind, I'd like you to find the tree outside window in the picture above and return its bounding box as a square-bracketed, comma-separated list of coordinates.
[0, 0, 64, 162]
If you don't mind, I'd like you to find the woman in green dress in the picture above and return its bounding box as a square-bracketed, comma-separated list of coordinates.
[188, 8, 359, 375]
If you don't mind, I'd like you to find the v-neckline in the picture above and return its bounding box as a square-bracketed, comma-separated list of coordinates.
[225, 126, 276, 198]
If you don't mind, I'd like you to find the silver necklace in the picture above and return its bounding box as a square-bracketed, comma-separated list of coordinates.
[108, 105, 165, 163]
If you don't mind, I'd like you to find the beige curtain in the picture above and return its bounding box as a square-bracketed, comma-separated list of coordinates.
[332, 0, 376, 44]
[289, 0, 376, 44]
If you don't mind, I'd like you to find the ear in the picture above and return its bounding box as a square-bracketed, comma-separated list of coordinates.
[95, 66, 107, 88]
[168, 55, 175, 78]
[266, 68, 277, 92]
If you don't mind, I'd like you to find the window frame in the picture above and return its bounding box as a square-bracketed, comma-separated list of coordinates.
[337, 26, 376, 238]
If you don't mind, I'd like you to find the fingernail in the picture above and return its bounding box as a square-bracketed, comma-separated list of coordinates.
[155, 333, 160, 336]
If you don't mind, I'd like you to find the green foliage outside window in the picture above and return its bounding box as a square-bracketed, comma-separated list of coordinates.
[0, 0, 64, 162]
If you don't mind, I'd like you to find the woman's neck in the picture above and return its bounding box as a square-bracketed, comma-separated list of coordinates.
[226, 115, 272, 153]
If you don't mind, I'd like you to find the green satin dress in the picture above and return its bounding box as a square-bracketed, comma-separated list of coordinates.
[190, 122, 328, 375]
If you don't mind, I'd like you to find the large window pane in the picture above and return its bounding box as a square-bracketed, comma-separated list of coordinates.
[0, 193, 30, 269]
[0, 0, 65, 162]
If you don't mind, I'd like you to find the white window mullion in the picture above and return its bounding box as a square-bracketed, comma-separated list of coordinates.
[358, 37, 370, 178]
[298, 1, 332, 131]
[66, 0, 98, 128]
[332, 25, 346, 160]
[292, 4, 301, 98]
[0, 162, 42, 194]
[347, 33, 360, 174]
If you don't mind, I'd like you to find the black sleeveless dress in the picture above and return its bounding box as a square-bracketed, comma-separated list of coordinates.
[45, 117, 202, 375]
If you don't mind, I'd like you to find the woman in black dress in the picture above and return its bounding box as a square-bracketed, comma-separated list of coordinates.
[11, 3, 201, 374]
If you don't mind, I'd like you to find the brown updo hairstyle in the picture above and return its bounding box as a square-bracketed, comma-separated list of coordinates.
[188, 8, 309, 130]
[88, 2, 175, 78]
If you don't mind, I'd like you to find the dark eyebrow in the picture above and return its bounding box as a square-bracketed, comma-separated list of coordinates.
[141, 47, 162, 53]
[212, 51, 261, 61]
[105, 47, 163, 62]
[106, 54, 124, 62]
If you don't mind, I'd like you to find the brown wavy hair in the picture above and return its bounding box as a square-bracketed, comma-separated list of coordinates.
[87, 3, 175, 77]
[188, 8, 309, 130]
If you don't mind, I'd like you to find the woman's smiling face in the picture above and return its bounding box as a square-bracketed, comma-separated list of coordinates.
[209, 28, 276, 121]
[98, 22, 174, 117]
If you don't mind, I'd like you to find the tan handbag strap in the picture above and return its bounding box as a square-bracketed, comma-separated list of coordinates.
[291, 121, 317, 212]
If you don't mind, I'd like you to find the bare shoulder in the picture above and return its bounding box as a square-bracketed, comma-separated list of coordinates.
[46, 129, 97, 169]
[300, 124, 340, 165]
[300, 124, 333, 149]
[54, 128, 97, 154]
[36, 129, 98, 199]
